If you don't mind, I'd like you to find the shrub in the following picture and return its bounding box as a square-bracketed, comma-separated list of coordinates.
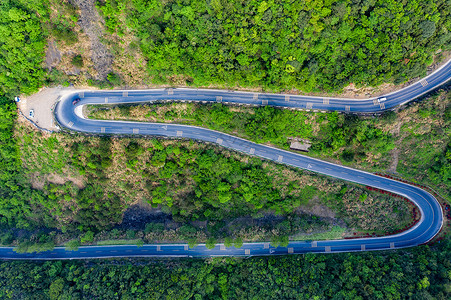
[126, 230, 136, 239]
[233, 237, 243, 248]
[144, 223, 165, 234]
[341, 150, 355, 163]
[205, 238, 217, 249]
[71, 55, 83, 68]
[80, 231, 94, 244]
[224, 237, 233, 248]
[65, 239, 81, 251]
[107, 72, 122, 86]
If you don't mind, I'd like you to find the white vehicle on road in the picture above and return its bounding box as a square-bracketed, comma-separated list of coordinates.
[377, 97, 387, 103]
[29, 109, 34, 118]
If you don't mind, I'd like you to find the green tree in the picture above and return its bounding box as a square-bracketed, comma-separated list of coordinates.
[233, 237, 243, 249]
[205, 238, 217, 250]
[65, 239, 80, 251]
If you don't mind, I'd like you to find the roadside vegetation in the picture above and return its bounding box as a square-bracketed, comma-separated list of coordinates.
[0, 96, 414, 250]
[88, 101, 395, 165]
[88, 89, 451, 200]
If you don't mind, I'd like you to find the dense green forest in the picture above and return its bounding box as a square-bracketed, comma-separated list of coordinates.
[0, 0, 48, 96]
[0, 97, 51, 229]
[0, 241, 450, 299]
[98, 0, 451, 90]
[3, 0, 451, 96]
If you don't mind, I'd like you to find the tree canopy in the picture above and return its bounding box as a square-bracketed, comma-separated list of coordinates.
[99, 0, 451, 91]
[0, 0, 48, 96]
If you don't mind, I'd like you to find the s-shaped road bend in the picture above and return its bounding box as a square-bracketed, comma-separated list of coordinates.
[2, 60, 450, 260]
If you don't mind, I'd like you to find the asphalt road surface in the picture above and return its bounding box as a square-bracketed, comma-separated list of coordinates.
[2, 60, 449, 260]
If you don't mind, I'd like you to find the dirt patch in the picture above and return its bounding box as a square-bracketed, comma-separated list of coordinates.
[73, 0, 112, 79]
[47, 173, 85, 189]
[29, 172, 84, 190]
[388, 148, 400, 173]
[29, 173, 46, 190]
[296, 196, 337, 219]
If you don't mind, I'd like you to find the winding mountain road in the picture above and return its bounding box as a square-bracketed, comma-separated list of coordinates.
[2, 60, 450, 260]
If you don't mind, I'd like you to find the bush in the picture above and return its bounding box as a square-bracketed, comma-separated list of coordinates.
[144, 223, 165, 234]
[187, 238, 198, 249]
[224, 237, 233, 248]
[107, 72, 122, 86]
[65, 239, 81, 251]
[0, 232, 14, 245]
[49, 23, 78, 45]
[205, 238, 216, 249]
[359, 194, 368, 202]
[126, 230, 136, 239]
[15, 241, 55, 253]
[341, 151, 355, 163]
[279, 236, 289, 248]
[233, 237, 243, 249]
[71, 55, 83, 68]
[270, 236, 280, 248]
[80, 231, 94, 244]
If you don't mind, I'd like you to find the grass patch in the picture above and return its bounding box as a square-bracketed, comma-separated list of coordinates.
[96, 239, 142, 246]
[291, 226, 346, 241]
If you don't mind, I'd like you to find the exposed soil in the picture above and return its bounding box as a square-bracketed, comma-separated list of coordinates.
[29, 172, 85, 190]
[296, 199, 336, 219]
[73, 0, 113, 79]
[388, 148, 400, 173]
[29, 173, 46, 190]
[47, 173, 85, 189]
